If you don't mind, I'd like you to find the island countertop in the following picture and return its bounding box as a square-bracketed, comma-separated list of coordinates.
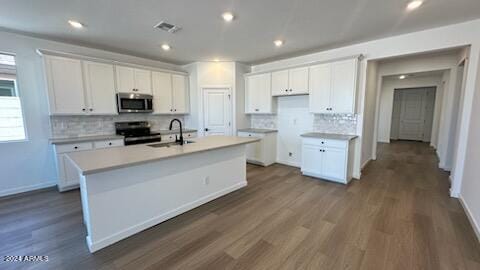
[67, 135, 259, 175]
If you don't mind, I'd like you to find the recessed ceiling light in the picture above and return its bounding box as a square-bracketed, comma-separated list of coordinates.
[68, 20, 84, 29]
[222, 12, 234, 22]
[161, 44, 171, 51]
[407, 0, 423, 10]
[274, 40, 284, 47]
[399, 75, 407, 79]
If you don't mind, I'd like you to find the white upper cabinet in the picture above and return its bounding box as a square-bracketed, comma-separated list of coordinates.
[83, 61, 117, 115]
[271, 67, 309, 96]
[172, 74, 189, 114]
[309, 63, 332, 114]
[288, 67, 309, 95]
[152, 71, 173, 114]
[115, 65, 152, 94]
[331, 59, 357, 113]
[152, 72, 189, 114]
[309, 58, 358, 114]
[245, 73, 274, 114]
[271, 70, 289, 96]
[44, 56, 86, 115]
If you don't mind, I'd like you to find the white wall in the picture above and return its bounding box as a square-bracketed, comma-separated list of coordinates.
[276, 96, 314, 167]
[377, 75, 443, 143]
[459, 53, 480, 240]
[361, 61, 378, 168]
[0, 30, 182, 197]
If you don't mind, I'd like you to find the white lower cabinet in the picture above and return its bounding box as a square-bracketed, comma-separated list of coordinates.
[238, 131, 277, 166]
[53, 139, 124, 191]
[301, 137, 354, 184]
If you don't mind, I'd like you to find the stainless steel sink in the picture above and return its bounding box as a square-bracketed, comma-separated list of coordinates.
[147, 140, 195, 148]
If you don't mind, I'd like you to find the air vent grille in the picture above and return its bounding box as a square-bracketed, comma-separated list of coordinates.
[154, 21, 181, 33]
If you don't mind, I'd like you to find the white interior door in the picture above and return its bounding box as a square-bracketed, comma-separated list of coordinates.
[399, 89, 426, 141]
[203, 88, 232, 136]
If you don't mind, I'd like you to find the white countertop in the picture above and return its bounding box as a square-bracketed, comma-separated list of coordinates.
[300, 132, 358, 141]
[237, 128, 278, 134]
[50, 134, 124, 145]
[67, 136, 259, 175]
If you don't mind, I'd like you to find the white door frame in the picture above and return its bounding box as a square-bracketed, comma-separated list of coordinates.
[199, 85, 233, 137]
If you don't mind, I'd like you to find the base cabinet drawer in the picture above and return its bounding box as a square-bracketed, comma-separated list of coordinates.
[93, 139, 124, 149]
[56, 142, 93, 154]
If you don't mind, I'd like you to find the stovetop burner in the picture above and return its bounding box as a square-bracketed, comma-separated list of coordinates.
[115, 121, 162, 145]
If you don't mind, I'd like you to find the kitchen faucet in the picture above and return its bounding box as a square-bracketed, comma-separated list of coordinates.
[169, 118, 184, 145]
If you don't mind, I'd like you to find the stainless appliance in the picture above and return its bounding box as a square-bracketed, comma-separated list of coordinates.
[116, 93, 153, 113]
[115, 121, 161, 145]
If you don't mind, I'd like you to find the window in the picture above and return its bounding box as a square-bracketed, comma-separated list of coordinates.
[0, 53, 26, 142]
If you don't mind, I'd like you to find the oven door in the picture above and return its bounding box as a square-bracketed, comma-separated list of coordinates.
[117, 93, 153, 113]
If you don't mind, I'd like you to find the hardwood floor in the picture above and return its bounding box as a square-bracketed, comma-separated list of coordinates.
[1, 141, 480, 270]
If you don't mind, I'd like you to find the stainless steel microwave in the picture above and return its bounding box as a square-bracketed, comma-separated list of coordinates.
[117, 93, 153, 113]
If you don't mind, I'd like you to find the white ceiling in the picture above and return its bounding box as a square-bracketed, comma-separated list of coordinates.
[1, 0, 480, 65]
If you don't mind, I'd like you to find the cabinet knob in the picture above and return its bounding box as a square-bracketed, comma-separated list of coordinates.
[74, 146, 78, 149]
[89, 108, 93, 112]
[82, 108, 86, 112]
[285, 89, 288, 92]
[109, 142, 112, 145]
[174, 109, 177, 112]
[289, 89, 293, 92]
[170, 109, 173, 112]
[255, 109, 259, 112]
[321, 141, 324, 144]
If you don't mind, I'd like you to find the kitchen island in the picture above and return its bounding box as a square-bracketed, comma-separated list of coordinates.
[67, 135, 259, 253]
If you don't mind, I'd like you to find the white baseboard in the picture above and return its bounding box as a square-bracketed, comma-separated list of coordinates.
[459, 195, 480, 243]
[275, 160, 301, 168]
[361, 158, 371, 170]
[0, 181, 57, 198]
[87, 181, 247, 253]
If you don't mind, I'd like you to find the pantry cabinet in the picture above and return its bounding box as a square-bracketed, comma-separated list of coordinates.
[115, 65, 152, 94]
[245, 73, 275, 114]
[271, 67, 309, 96]
[309, 58, 358, 114]
[152, 72, 189, 114]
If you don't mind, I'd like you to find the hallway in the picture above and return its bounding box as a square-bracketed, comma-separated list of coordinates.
[1, 142, 479, 269]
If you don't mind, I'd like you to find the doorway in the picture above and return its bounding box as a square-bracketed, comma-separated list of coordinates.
[390, 87, 436, 142]
[202, 87, 233, 136]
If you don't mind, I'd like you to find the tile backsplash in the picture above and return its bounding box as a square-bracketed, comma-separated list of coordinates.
[50, 115, 183, 138]
[251, 113, 357, 135]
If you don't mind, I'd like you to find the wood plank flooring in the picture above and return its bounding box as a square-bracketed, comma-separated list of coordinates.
[1, 141, 480, 269]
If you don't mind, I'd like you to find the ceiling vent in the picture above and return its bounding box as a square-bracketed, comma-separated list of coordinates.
[154, 21, 181, 33]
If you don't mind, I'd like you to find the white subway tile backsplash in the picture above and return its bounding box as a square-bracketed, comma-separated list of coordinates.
[251, 113, 357, 135]
[50, 115, 183, 138]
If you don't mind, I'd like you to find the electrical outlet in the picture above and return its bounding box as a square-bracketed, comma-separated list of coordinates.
[289, 152, 293, 157]
[204, 176, 210, 185]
